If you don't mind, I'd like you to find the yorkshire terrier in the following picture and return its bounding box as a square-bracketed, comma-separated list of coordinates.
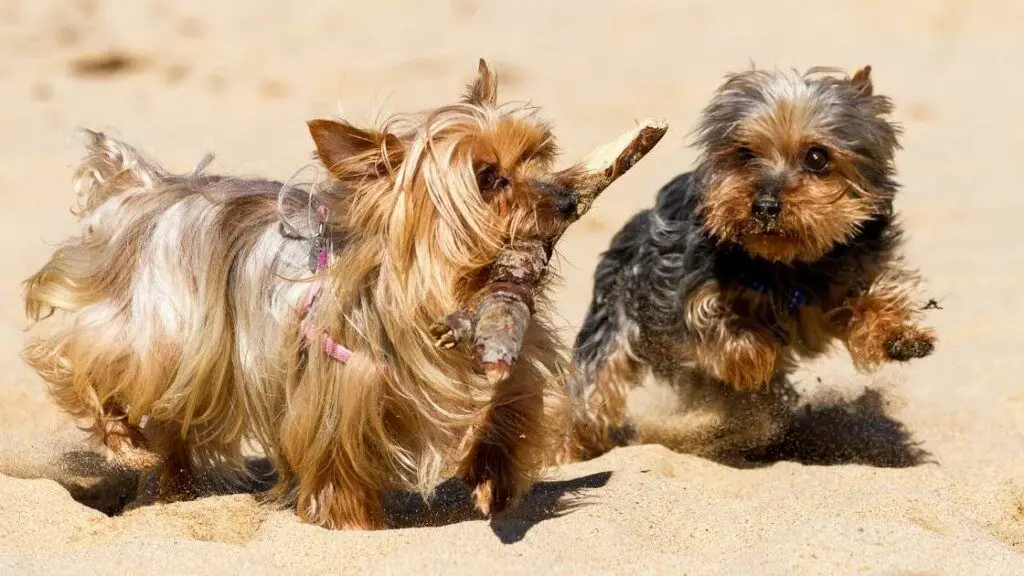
[22, 60, 584, 529]
[567, 66, 937, 461]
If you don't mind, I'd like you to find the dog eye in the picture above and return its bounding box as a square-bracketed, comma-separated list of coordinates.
[736, 147, 756, 164]
[803, 147, 830, 173]
[476, 165, 508, 193]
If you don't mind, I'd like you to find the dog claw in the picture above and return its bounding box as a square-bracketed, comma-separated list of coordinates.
[430, 326, 456, 349]
[430, 310, 475, 349]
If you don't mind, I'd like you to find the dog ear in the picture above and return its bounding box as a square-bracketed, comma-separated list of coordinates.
[851, 65, 873, 96]
[463, 58, 498, 107]
[307, 119, 406, 182]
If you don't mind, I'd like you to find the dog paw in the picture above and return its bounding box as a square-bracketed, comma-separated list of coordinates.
[102, 419, 161, 469]
[429, 309, 474, 349]
[470, 478, 508, 517]
[459, 441, 520, 518]
[884, 328, 936, 362]
[429, 323, 457, 349]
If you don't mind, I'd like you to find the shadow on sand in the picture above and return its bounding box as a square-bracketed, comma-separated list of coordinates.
[48, 386, 922, 539]
[384, 471, 611, 543]
[749, 387, 932, 468]
[53, 450, 610, 543]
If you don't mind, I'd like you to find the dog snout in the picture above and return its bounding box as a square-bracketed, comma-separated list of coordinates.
[752, 195, 781, 220]
[752, 176, 785, 221]
[535, 181, 579, 219]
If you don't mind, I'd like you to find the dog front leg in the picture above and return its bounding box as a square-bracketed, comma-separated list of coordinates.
[689, 326, 783, 391]
[836, 268, 936, 371]
[684, 281, 784, 391]
[457, 368, 546, 518]
[279, 358, 386, 530]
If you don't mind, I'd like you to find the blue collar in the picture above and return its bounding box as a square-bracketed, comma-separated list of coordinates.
[748, 280, 810, 316]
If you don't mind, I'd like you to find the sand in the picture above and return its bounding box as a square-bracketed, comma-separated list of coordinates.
[2, 0, 1023, 574]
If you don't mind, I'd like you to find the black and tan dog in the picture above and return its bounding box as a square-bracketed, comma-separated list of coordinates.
[567, 66, 937, 461]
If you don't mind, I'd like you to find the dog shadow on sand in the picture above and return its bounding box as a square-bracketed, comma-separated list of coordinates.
[53, 450, 610, 544]
[383, 472, 611, 542]
[51, 385, 922, 541]
[747, 386, 932, 468]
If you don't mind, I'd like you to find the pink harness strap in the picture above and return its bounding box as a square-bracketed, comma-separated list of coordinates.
[300, 287, 354, 363]
[300, 205, 355, 364]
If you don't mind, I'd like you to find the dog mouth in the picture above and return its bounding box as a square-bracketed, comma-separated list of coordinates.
[739, 226, 804, 262]
[743, 219, 792, 238]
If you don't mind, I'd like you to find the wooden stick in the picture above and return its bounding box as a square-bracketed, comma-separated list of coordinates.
[432, 120, 668, 381]
[551, 119, 669, 240]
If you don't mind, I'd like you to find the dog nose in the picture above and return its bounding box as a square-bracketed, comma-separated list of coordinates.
[752, 196, 781, 220]
[535, 181, 579, 219]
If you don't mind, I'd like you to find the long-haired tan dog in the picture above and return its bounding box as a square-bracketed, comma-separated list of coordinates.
[22, 60, 590, 529]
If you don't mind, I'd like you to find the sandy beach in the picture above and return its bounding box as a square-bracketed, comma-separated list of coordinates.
[2, 0, 1023, 573]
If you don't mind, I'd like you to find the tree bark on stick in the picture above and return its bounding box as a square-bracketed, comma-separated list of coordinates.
[431, 119, 668, 382]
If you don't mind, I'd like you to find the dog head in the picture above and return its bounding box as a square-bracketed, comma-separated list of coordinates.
[308, 59, 576, 306]
[694, 65, 900, 263]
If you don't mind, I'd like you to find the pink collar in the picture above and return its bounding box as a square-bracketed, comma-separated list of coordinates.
[299, 206, 355, 363]
[300, 287, 354, 363]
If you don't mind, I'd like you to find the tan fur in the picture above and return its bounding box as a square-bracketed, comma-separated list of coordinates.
[682, 264, 932, 392]
[22, 61, 572, 529]
[566, 256, 933, 461]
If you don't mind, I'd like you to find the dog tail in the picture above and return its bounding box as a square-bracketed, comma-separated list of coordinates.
[22, 131, 165, 321]
[70, 129, 169, 218]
